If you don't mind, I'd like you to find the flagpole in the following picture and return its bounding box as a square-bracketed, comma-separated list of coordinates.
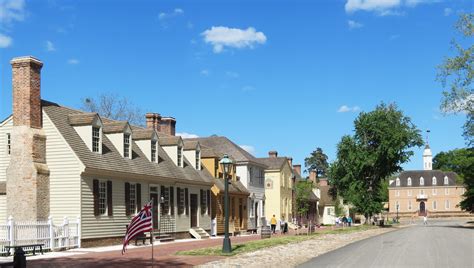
[151, 198, 154, 268]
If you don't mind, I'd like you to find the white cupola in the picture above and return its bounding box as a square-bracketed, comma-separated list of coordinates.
[423, 144, 432, 171]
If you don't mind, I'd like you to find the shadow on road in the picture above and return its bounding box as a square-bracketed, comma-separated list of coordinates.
[30, 257, 194, 268]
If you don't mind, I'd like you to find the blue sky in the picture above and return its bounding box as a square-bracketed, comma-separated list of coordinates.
[0, 0, 471, 173]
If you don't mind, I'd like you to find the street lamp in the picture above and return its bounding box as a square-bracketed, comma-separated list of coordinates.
[220, 154, 234, 253]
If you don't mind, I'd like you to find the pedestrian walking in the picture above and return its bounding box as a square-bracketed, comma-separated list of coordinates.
[347, 216, 352, 227]
[423, 215, 428, 225]
[270, 214, 277, 234]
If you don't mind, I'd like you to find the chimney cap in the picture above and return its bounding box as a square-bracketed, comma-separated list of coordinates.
[268, 151, 278, 157]
[11, 56, 43, 66]
[161, 116, 176, 121]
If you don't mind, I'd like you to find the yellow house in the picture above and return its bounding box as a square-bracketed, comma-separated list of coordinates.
[259, 151, 293, 222]
[195, 145, 250, 235]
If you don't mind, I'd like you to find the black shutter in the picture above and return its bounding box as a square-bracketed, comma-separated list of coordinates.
[107, 181, 113, 216]
[136, 183, 142, 210]
[207, 190, 211, 215]
[93, 179, 99, 216]
[177, 187, 181, 214]
[185, 188, 189, 215]
[125, 182, 130, 216]
[170, 186, 174, 215]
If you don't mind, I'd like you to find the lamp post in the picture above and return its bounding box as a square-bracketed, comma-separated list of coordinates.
[220, 154, 233, 253]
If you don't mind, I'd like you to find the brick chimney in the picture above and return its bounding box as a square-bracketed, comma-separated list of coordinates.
[287, 157, 293, 167]
[7, 56, 50, 221]
[159, 117, 176, 136]
[309, 170, 317, 185]
[293, 164, 301, 176]
[268, 151, 278, 158]
[146, 113, 161, 131]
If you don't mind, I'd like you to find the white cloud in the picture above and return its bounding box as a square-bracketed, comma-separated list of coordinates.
[202, 26, 267, 53]
[240, 145, 256, 155]
[0, 0, 25, 24]
[67, 58, 79, 65]
[176, 132, 199, 139]
[200, 69, 210, 76]
[348, 20, 364, 29]
[226, 71, 239, 78]
[45, 40, 55, 51]
[0, 33, 12, 48]
[242, 85, 255, 92]
[443, 8, 452, 16]
[158, 8, 184, 20]
[338, 105, 361, 113]
[345, 0, 436, 15]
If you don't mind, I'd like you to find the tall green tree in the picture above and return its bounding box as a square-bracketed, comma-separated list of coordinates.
[329, 103, 423, 222]
[304, 147, 329, 178]
[295, 180, 314, 220]
[433, 148, 474, 212]
[437, 13, 473, 146]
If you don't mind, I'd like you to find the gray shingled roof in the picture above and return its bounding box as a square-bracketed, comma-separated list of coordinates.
[258, 157, 288, 170]
[201, 146, 220, 158]
[42, 101, 212, 186]
[389, 170, 460, 187]
[68, 113, 99, 126]
[103, 121, 130, 134]
[132, 129, 157, 140]
[186, 136, 267, 167]
[159, 136, 181, 146]
[319, 185, 334, 206]
[183, 140, 199, 150]
[213, 178, 250, 195]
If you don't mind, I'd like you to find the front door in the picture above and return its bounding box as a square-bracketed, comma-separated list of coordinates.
[419, 201, 426, 216]
[150, 193, 159, 229]
[190, 194, 198, 227]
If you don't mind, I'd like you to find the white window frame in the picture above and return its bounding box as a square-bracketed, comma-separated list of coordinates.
[151, 140, 157, 163]
[177, 146, 183, 167]
[129, 183, 137, 214]
[444, 176, 449, 185]
[178, 188, 186, 215]
[6, 133, 11, 155]
[195, 150, 200, 170]
[432, 177, 437, 185]
[420, 177, 424, 186]
[98, 181, 107, 215]
[92, 127, 101, 153]
[407, 177, 412, 186]
[396, 178, 400, 186]
[124, 133, 131, 158]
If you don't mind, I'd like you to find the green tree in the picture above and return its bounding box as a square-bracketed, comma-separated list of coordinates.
[295, 180, 314, 221]
[329, 103, 423, 223]
[437, 13, 473, 146]
[433, 148, 474, 212]
[304, 147, 329, 178]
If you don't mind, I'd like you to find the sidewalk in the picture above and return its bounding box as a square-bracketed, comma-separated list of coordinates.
[25, 235, 260, 268]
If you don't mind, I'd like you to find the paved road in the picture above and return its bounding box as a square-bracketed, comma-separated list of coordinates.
[300, 219, 474, 268]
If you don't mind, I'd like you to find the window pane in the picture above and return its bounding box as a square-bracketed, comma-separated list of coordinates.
[124, 134, 130, 158]
[92, 127, 100, 153]
[99, 181, 107, 215]
[130, 184, 136, 214]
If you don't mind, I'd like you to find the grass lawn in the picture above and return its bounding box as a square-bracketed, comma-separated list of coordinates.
[176, 224, 378, 257]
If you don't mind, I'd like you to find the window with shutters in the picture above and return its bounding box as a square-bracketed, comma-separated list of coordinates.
[6, 133, 11, 155]
[124, 134, 131, 158]
[162, 187, 170, 215]
[178, 188, 185, 215]
[200, 189, 207, 214]
[99, 181, 107, 215]
[92, 127, 101, 153]
[177, 146, 183, 167]
[129, 184, 136, 214]
[151, 140, 157, 162]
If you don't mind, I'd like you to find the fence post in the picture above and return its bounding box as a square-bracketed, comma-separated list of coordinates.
[63, 217, 69, 249]
[48, 216, 54, 251]
[7, 215, 14, 254]
[77, 216, 81, 248]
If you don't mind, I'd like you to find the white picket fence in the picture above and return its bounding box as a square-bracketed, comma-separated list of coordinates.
[0, 216, 81, 254]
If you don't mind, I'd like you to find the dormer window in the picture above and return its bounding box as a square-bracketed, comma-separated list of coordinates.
[151, 140, 157, 162]
[396, 178, 400, 186]
[92, 127, 101, 153]
[420, 177, 424, 186]
[407, 177, 412, 186]
[432, 177, 437, 185]
[124, 133, 131, 158]
[444, 176, 449, 185]
[177, 146, 183, 167]
[195, 150, 201, 170]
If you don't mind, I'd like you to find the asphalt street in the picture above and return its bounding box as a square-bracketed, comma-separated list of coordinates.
[299, 219, 474, 268]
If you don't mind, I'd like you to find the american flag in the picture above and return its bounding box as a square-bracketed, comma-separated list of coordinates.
[122, 200, 153, 254]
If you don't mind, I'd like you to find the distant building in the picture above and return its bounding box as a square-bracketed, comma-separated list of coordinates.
[388, 145, 467, 218]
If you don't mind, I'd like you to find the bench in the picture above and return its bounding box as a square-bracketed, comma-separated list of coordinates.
[5, 244, 44, 256]
[134, 233, 152, 246]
